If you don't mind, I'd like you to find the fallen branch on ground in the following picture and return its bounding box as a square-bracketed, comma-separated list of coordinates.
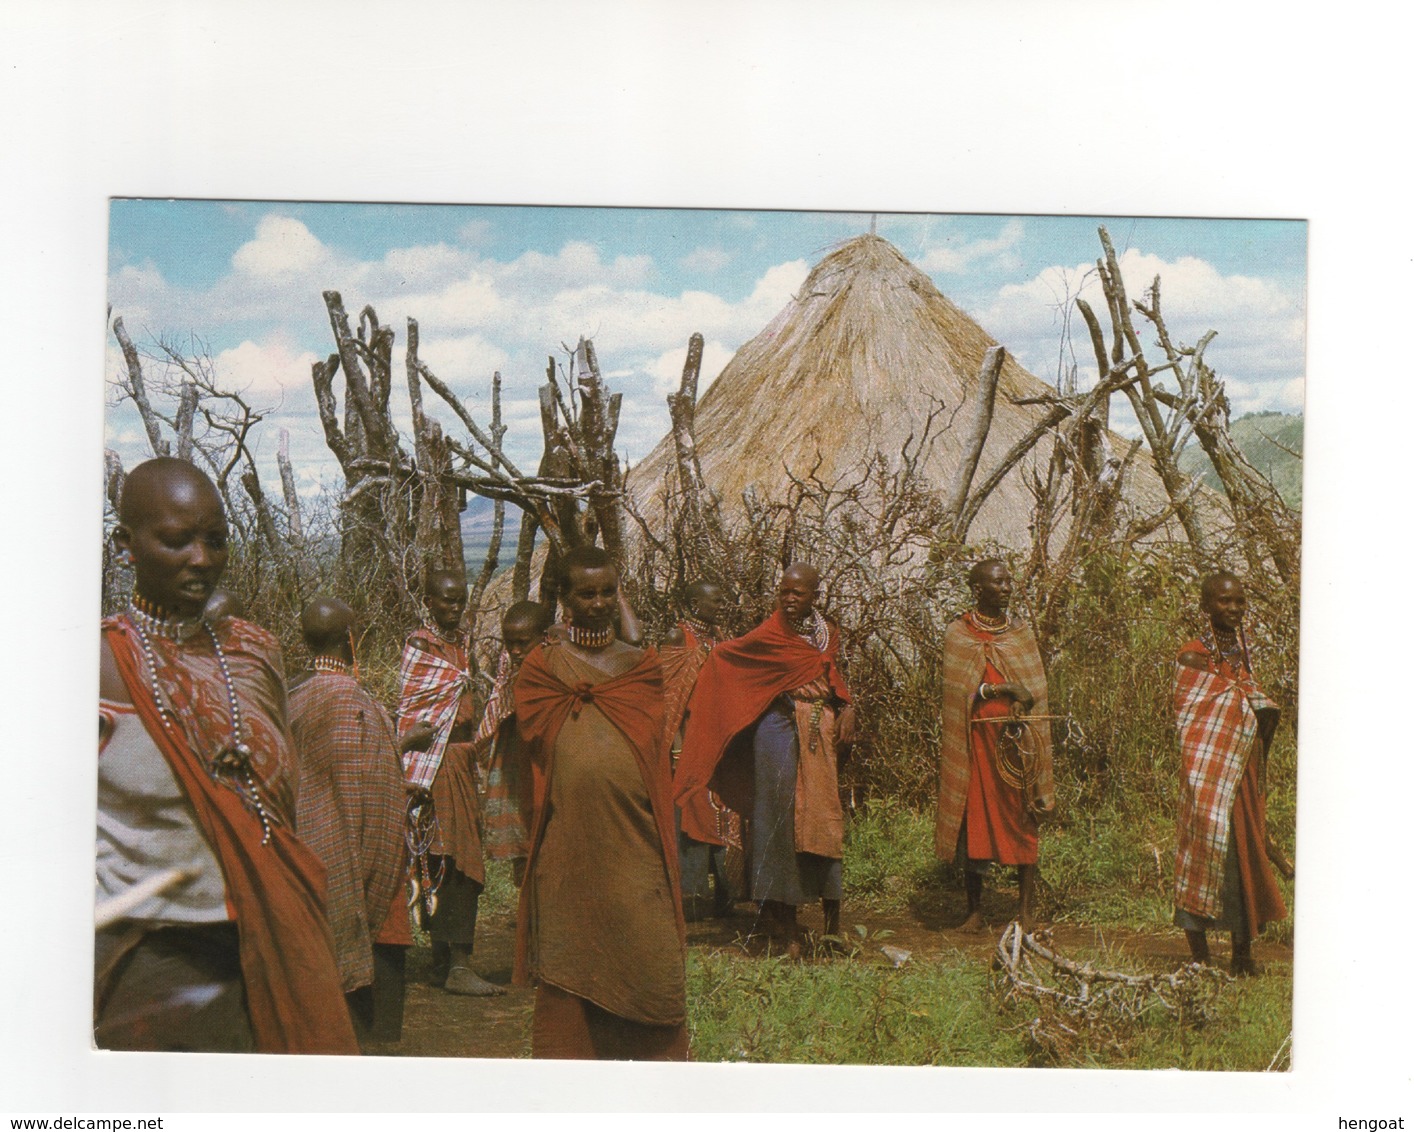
[992, 921, 1230, 1065]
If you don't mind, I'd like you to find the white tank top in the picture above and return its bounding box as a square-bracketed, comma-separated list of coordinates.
[96, 699, 230, 924]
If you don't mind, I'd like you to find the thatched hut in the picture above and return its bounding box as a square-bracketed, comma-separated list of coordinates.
[629, 233, 1183, 548]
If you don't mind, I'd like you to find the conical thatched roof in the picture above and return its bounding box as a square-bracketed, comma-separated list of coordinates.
[630, 234, 1178, 546]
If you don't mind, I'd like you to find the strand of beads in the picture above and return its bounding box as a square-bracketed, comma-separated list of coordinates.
[128, 616, 178, 737]
[206, 624, 274, 845]
[791, 609, 829, 652]
[1203, 628, 1245, 670]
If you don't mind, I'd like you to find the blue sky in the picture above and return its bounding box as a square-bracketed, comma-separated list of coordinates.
[105, 202, 1307, 499]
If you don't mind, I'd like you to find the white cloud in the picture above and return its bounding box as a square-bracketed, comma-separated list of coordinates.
[232, 215, 331, 277]
[970, 247, 1305, 413]
[415, 334, 511, 384]
[647, 339, 736, 396]
[749, 259, 809, 307]
[213, 337, 321, 399]
[680, 245, 732, 274]
[918, 218, 1025, 274]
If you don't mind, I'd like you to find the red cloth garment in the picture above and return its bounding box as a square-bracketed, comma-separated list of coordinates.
[531, 983, 689, 1061]
[289, 671, 408, 992]
[674, 609, 850, 842]
[935, 614, 1055, 859]
[662, 621, 736, 849]
[963, 660, 1038, 864]
[511, 643, 685, 989]
[1173, 640, 1287, 929]
[102, 617, 358, 1055]
[475, 651, 532, 861]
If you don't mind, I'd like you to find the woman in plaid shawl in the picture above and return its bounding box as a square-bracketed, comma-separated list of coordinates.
[1173, 573, 1288, 976]
[397, 570, 500, 997]
[935, 559, 1054, 933]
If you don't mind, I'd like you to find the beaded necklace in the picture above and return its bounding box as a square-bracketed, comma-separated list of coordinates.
[128, 592, 205, 642]
[788, 609, 830, 652]
[970, 609, 1010, 633]
[312, 655, 351, 676]
[568, 623, 615, 649]
[683, 616, 717, 648]
[1202, 625, 1250, 674]
[125, 605, 275, 845]
[423, 619, 466, 648]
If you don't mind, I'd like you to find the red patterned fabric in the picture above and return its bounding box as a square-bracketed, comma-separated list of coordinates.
[1174, 640, 1286, 926]
[397, 628, 484, 881]
[397, 627, 473, 790]
[101, 616, 357, 1054]
[475, 651, 531, 861]
[289, 672, 408, 991]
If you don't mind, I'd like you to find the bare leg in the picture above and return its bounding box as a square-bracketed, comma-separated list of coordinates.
[1230, 921, 1259, 976]
[765, 900, 803, 960]
[1017, 864, 1038, 932]
[1184, 929, 1211, 965]
[822, 898, 841, 938]
[444, 942, 504, 997]
[960, 871, 986, 932]
[430, 941, 451, 986]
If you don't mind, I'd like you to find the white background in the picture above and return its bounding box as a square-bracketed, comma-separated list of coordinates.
[1, 0, 1409, 1118]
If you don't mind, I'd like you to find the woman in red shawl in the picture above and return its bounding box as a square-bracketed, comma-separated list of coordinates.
[98, 458, 356, 1054]
[675, 564, 856, 953]
[512, 546, 688, 1060]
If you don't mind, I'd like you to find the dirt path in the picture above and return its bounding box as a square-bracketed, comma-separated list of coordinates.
[361, 900, 1293, 1059]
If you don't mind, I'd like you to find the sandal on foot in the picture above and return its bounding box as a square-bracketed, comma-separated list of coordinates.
[444, 967, 506, 996]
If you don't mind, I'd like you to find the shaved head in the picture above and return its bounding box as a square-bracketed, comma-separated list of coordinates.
[301, 595, 355, 654]
[114, 458, 230, 617]
[782, 563, 819, 590]
[204, 587, 245, 622]
[968, 558, 1007, 587]
[1200, 571, 1243, 606]
[424, 569, 468, 633]
[119, 457, 222, 530]
[503, 600, 552, 634]
[778, 562, 820, 622]
[424, 568, 466, 596]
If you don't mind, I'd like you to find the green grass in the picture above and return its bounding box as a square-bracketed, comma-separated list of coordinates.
[842, 798, 943, 914]
[685, 944, 1292, 1069]
[686, 946, 1027, 1066]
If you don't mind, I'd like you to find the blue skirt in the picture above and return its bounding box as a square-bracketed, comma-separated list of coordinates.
[750, 703, 842, 905]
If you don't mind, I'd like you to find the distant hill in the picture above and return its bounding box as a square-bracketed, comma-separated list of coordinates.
[460, 493, 501, 573]
[1178, 411, 1303, 509]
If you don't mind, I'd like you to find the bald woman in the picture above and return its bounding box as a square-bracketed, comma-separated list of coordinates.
[98, 458, 356, 1053]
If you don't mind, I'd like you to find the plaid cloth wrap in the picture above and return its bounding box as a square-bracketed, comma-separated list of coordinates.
[1173, 659, 1276, 919]
[934, 615, 1055, 859]
[289, 672, 408, 992]
[397, 629, 474, 790]
[473, 651, 529, 860]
